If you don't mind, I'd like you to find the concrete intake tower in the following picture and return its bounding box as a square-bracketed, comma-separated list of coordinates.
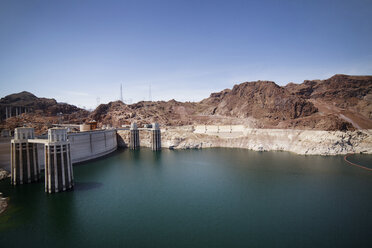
[151, 123, 161, 151]
[130, 122, 140, 150]
[45, 128, 74, 193]
[11, 127, 40, 185]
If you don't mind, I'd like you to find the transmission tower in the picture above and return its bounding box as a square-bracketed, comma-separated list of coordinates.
[120, 84, 124, 102]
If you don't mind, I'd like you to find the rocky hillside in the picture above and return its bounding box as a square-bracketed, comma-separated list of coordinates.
[199, 81, 318, 126]
[2, 74, 371, 133]
[89, 75, 371, 131]
[0, 91, 89, 134]
[90, 100, 198, 127]
[196, 79, 357, 130]
[285, 74, 372, 129]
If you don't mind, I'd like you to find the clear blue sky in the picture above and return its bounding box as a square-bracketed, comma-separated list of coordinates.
[1, 0, 371, 109]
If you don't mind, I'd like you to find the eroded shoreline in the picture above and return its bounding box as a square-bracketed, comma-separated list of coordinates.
[0, 169, 10, 215]
[118, 126, 372, 155]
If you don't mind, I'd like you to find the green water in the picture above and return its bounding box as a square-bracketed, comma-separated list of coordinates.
[0, 148, 371, 248]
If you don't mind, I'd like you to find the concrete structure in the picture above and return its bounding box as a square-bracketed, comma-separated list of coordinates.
[116, 124, 163, 149]
[151, 123, 161, 151]
[1, 129, 118, 171]
[129, 123, 140, 150]
[1, 104, 32, 120]
[0, 137, 12, 171]
[194, 125, 245, 138]
[3, 126, 118, 194]
[10, 128, 40, 185]
[79, 121, 98, 132]
[80, 124, 91, 132]
[44, 128, 73, 193]
[68, 130, 117, 164]
[194, 125, 245, 134]
[87, 121, 97, 130]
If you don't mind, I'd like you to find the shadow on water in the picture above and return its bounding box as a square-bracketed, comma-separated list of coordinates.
[74, 182, 103, 191]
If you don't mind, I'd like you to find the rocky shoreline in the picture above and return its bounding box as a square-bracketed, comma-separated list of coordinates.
[167, 128, 372, 155]
[0, 168, 10, 215]
[118, 126, 372, 155]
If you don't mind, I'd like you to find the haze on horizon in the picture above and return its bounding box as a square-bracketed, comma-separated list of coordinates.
[0, 0, 371, 109]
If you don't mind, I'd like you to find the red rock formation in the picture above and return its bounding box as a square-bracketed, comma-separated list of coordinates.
[1, 74, 371, 132]
[200, 81, 318, 121]
[285, 74, 372, 129]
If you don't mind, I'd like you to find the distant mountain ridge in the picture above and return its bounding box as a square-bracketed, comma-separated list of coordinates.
[0, 91, 89, 134]
[90, 74, 372, 130]
[0, 91, 86, 116]
[1, 74, 372, 132]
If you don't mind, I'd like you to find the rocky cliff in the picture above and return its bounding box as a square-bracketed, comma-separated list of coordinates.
[285, 74, 372, 129]
[200, 81, 317, 120]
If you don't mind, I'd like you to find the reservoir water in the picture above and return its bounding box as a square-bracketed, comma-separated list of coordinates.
[1, 148, 371, 247]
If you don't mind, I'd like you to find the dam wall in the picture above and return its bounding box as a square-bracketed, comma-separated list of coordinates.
[0, 129, 117, 170]
[68, 130, 117, 164]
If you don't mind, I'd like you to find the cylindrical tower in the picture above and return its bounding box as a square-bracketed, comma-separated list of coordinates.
[130, 122, 140, 149]
[44, 128, 74, 193]
[11, 127, 40, 185]
[151, 123, 161, 151]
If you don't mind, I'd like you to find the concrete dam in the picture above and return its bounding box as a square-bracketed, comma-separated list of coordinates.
[68, 129, 118, 164]
[0, 123, 163, 171]
[0, 123, 162, 193]
[0, 129, 118, 171]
